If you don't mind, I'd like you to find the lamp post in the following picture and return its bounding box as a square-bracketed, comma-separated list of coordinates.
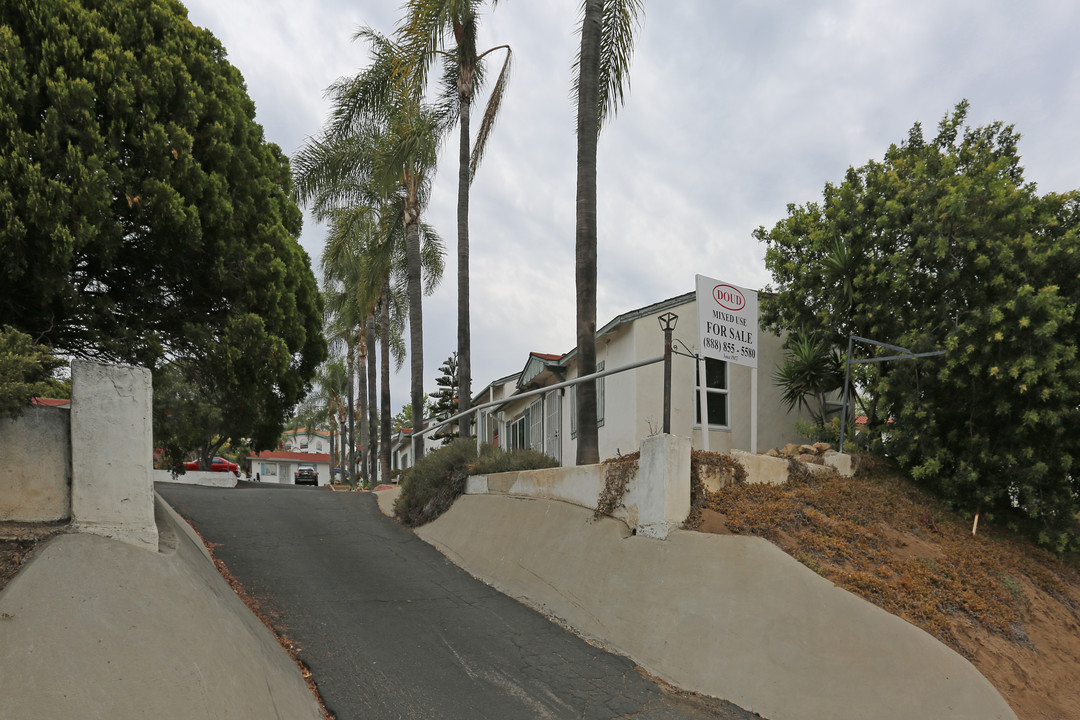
[658, 312, 678, 434]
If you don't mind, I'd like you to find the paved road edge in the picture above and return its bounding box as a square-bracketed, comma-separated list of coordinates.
[0, 493, 323, 720]
[414, 493, 1016, 720]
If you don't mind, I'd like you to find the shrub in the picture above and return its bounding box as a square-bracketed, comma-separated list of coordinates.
[0, 326, 66, 419]
[394, 438, 477, 527]
[393, 440, 562, 527]
[472, 443, 559, 475]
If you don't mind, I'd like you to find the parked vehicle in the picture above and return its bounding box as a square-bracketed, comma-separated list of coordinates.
[294, 464, 318, 485]
[183, 457, 240, 476]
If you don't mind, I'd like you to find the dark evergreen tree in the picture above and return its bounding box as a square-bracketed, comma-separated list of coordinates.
[0, 0, 327, 455]
[432, 352, 460, 438]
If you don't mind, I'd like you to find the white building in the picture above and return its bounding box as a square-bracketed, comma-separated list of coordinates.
[467, 291, 812, 465]
[247, 450, 331, 486]
[280, 428, 331, 454]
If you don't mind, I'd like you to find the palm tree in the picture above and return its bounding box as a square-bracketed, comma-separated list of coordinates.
[292, 356, 349, 481]
[321, 261, 369, 483]
[573, 0, 643, 465]
[398, 1, 512, 437]
[295, 27, 445, 461]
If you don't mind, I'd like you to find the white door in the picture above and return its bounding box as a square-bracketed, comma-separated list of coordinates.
[544, 390, 562, 465]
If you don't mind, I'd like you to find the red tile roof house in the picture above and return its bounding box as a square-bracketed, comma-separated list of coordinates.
[247, 450, 331, 486]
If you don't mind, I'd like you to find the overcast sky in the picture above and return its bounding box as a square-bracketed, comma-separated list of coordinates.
[183, 0, 1080, 415]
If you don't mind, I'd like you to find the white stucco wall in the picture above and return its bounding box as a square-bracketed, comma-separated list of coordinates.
[0, 405, 71, 522]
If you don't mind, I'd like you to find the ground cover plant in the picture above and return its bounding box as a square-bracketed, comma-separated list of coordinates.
[688, 453, 1080, 720]
[393, 439, 558, 527]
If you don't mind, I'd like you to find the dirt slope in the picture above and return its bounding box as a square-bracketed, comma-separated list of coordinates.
[689, 456, 1080, 720]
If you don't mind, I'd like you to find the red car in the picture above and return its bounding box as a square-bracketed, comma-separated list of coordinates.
[184, 456, 240, 476]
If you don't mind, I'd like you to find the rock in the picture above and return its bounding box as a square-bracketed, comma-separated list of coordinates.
[782, 443, 801, 457]
[797, 453, 824, 465]
[812, 442, 832, 454]
[823, 451, 856, 477]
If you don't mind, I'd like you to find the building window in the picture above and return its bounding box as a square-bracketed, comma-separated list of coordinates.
[696, 358, 729, 428]
[300, 438, 308, 449]
[315, 441, 323, 452]
[510, 414, 528, 450]
[262, 463, 277, 477]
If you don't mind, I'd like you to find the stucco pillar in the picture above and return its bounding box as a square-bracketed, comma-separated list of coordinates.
[628, 433, 691, 539]
[70, 360, 158, 550]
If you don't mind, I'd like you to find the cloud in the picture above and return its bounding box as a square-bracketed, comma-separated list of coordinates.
[183, 0, 1080, 415]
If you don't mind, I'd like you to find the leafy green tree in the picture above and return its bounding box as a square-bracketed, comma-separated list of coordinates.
[0, 327, 66, 419]
[398, 0, 513, 438]
[573, 0, 644, 465]
[392, 395, 438, 433]
[152, 363, 228, 471]
[756, 102, 1080, 549]
[1, 0, 326, 453]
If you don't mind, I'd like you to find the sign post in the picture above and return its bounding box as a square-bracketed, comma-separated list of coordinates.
[695, 275, 760, 452]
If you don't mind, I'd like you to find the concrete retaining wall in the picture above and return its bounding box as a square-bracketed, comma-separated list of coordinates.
[0, 495, 322, 720]
[152, 469, 238, 488]
[417, 495, 1016, 720]
[469, 434, 690, 539]
[0, 405, 71, 522]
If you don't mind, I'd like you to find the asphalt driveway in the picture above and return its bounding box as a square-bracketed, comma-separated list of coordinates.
[157, 483, 761, 720]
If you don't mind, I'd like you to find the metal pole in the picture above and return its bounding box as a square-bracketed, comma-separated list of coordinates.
[750, 367, 758, 454]
[839, 333, 854, 454]
[698, 355, 710, 453]
[663, 326, 673, 434]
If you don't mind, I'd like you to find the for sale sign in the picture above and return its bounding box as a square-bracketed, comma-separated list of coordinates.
[696, 275, 758, 369]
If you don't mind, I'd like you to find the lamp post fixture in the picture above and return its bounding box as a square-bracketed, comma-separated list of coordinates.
[658, 312, 678, 434]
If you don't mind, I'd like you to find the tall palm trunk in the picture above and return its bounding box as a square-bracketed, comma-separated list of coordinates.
[405, 189, 426, 459]
[357, 338, 369, 488]
[457, 72, 473, 438]
[574, 0, 603, 466]
[366, 312, 378, 486]
[380, 283, 393, 483]
[347, 338, 357, 480]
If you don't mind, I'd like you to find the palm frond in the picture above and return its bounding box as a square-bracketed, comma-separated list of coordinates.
[470, 46, 511, 178]
[573, 0, 644, 133]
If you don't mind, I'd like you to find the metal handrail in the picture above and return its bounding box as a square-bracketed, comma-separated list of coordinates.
[839, 334, 945, 453]
[416, 354, 666, 440]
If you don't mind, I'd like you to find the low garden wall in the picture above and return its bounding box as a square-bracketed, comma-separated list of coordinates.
[152, 469, 238, 488]
[466, 436, 856, 537]
[0, 361, 158, 550]
[0, 405, 71, 522]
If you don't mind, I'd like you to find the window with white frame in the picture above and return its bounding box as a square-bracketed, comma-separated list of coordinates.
[695, 357, 729, 428]
[510, 414, 528, 450]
